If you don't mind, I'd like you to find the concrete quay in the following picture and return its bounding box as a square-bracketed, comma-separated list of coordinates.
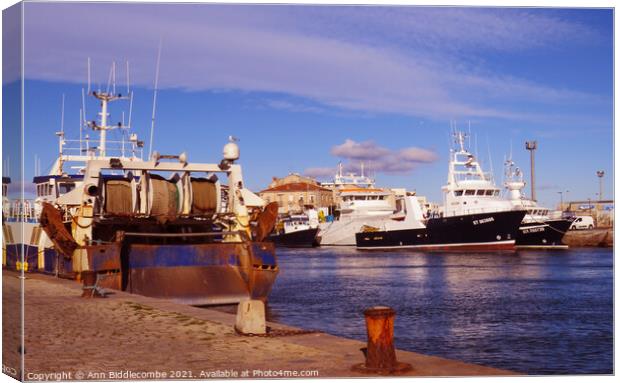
[563, 228, 613, 247]
[2, 270, 515, 380]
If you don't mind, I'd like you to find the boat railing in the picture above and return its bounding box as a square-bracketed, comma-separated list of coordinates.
[61, 138, 144, 159]
[440, 205, 525, 218]
[5, 199, 38, 223]
[452, 172, 494, 182]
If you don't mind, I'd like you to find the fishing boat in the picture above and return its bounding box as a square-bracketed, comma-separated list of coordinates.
[504, 158, 572, 249]
[269, 211, 319, 248]
[356, 130, 526, 250]
[2, 68, 279, 306]
[316, 164, 395, 246]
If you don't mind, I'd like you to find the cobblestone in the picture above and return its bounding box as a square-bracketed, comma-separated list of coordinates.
[3, 270, 514, 380]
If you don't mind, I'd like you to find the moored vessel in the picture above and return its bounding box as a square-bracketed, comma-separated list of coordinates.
[504, 158, 572, 249]
[2, 70, 279, 305]
[356, 130, 525, 250]
[269, 212, 319, 248]
[316, 164, 395, 246]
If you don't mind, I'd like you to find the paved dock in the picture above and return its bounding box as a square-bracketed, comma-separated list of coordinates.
[2, 270, 515, 380]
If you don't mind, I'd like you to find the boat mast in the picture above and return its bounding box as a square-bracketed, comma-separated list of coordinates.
[89, 91, 122, 158]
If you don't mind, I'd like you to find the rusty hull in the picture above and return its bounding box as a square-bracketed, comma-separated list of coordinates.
[124, 241, 278, 306]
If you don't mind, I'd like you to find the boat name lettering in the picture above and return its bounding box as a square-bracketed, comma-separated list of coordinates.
[473, 217, 494, 225]
[523, 227, 545, 233]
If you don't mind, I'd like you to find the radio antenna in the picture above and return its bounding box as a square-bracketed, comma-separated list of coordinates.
[81, 88, 87, 125]
[87, 57, 91, 94]
[128, 91, 134, 130]
[60, 93, 65, 133]
[112, 61, 116, 95]
[79, 108, 83, 154]
[148, 38, 163, 159]
[106, 62, 113, 94]
[486, 134, 494, 183]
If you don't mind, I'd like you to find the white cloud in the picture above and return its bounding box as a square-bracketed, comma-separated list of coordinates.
[331, 139, 390, 160]
[21, 3, 607, 121]
[398, 147, 438, 163]
[324, 139, 438, 175]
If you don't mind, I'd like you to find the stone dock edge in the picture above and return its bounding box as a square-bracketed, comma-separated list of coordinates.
[2, 270, 517, 379]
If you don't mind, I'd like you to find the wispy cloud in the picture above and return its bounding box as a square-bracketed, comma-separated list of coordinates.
[319, 7, 599, 53]
[331, 139, 390, 160]
[264, 99, 326, 114]
[21, 3, 607, 122]
[315, 138, 438, 176]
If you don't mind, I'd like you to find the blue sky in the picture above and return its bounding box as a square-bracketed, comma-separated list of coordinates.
[3, 2, 614, 208]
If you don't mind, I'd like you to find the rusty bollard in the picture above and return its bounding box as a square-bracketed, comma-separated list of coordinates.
[352, 306, 412, 375]
[81, 271, 105, 298]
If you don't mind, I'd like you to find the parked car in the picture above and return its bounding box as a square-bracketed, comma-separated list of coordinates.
[569, 216, 594, 230]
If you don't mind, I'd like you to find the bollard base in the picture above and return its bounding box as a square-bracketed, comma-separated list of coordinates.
[80, 271, 106, 298]
[234, 299, 267, 335]
[351, 362, 413, 375]
[81, 288, 106, 298]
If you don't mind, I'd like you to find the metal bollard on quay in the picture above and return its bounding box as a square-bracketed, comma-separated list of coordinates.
[81, 271, 105, 298]
[352, 306, 412, 375]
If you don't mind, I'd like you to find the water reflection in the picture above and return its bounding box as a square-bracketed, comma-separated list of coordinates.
[268, 247, 613, 375]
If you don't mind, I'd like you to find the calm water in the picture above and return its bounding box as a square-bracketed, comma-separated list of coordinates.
[266, 247, 613, 375]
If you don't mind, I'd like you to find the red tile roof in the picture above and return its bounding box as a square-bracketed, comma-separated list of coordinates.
[260, 182, 332, 193]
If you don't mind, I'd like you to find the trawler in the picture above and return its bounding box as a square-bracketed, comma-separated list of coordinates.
[316, 163, 395, 246]
[2, 74, 279, 305]
[269, 210, 319, 248]
[356, 130, 526, 250]
[504, 158, 572, 249]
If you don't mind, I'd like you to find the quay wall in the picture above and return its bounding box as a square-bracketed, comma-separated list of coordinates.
[563, 228, 613, 247]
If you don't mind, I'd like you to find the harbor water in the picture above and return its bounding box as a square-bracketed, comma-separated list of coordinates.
[266, 247, 613, 375]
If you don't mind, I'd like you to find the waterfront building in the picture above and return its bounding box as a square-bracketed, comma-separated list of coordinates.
[259, 173, 334, 214]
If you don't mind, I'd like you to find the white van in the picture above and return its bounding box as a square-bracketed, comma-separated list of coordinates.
[569, 216, 594, 230]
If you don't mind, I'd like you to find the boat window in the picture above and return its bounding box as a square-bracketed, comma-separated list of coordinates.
[378, 196, 385, 200]
[485, 190, 494, 196]
[465, 190, 475, 196]
[494, 190, 500, 196]
[355, 196, 365, 200]
[58, 183, 75, 195]
[476, 190, 485, 196]
[454, 190, 463, 196]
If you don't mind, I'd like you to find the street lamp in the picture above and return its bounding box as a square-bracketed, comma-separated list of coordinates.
[557, 190, 569, 211]
[525, 141, 537, 201]
[596, 170, 605, 201]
